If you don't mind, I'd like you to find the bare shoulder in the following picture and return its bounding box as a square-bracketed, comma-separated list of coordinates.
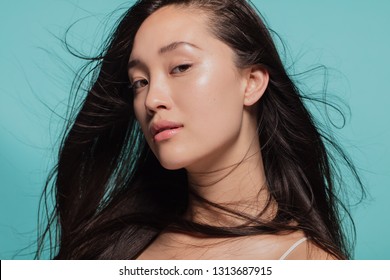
[278, 232, 337, 260]
[246, 230, 337, 260]
[282, 240, 336, 260]
[137, 230, 338, 260]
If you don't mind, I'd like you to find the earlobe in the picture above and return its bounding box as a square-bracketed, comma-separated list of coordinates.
[243, 66, 269, 106]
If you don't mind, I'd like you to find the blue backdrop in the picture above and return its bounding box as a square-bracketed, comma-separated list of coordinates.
[1, 0, 389, 259]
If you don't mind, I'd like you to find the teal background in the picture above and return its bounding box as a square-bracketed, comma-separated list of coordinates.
[0, 0, 389, 259]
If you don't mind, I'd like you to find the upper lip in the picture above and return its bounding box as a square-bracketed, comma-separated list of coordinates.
[150, 120, 184, 137]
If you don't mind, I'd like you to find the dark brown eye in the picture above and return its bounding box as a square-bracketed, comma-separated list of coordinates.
[131, 79, 149, 90]
[171, 64, 192, 74]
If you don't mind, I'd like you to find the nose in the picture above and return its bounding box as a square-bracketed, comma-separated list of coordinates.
[144, 79, 172, 116]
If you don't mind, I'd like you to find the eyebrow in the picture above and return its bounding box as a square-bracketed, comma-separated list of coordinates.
[128, 41, 200, 70]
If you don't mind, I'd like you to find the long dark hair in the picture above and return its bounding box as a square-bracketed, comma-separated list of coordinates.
[36, 0, 363, 259]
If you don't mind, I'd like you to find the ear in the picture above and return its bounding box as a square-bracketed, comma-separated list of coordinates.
[242, 66, 269, 106]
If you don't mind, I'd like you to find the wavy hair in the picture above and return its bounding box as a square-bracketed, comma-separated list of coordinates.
[36, 0, 363, 259]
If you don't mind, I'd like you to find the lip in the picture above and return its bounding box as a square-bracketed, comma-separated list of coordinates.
[150, 120, 184, 142]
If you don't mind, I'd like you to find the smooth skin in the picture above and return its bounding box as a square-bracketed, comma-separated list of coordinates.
[128, 5, 332, 260]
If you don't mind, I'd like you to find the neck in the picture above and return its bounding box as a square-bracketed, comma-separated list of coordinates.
[185, 149, 274, 227]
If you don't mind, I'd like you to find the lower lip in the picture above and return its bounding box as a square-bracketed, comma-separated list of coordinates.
[153, 127, 183, 142]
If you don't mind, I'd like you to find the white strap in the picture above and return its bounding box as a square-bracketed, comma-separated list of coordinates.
[279, 237, 308, 260]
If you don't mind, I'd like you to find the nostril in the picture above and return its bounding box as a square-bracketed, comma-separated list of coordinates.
[156, 104, 167, 110]
[145, 97, 170, 113]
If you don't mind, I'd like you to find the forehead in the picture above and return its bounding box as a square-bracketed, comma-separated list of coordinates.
[130, 5, 211, 58]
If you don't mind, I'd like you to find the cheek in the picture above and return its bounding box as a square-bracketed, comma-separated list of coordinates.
[133, 97, 149, 134]
[133, 94, 141, 115]
[176, 65, 243, 126]
[134, 90, 150, 119]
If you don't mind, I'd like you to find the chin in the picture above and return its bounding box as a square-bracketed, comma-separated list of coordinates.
[152, 146, 193, 171]
[158, 159, 187, 171]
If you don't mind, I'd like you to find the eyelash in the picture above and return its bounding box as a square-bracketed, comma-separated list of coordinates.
[171, 64, 192, 74]
[129, 64, 193, 90]
[130, 79, 148, 90]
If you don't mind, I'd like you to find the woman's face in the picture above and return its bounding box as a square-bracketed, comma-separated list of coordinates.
[129, 5, 258, 172]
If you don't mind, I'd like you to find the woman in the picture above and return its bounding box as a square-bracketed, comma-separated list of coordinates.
[37, 0, 362, 259]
